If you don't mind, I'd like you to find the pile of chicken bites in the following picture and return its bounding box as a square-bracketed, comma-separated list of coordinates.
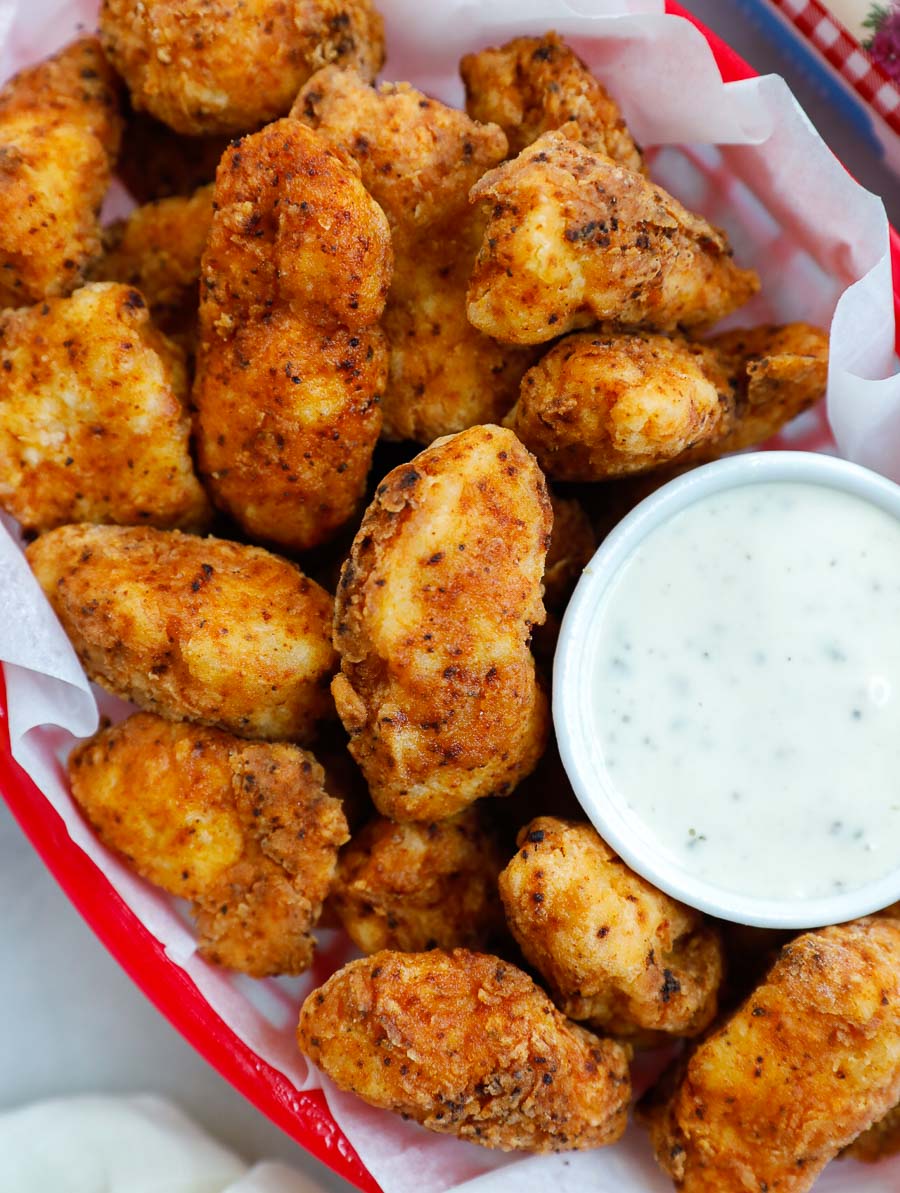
[2, 4, 896, 1188]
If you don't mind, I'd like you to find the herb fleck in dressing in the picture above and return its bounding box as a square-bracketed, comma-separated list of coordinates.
[590, 481, 900, 900]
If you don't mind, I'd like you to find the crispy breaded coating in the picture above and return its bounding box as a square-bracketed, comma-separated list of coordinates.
[294, 68, 535, 443]
[99, 0, 384, 136]
[378, 226, 539, 442]
[0, 38, 123, 308]
[193, 119, 391, 551]
[330, 808, 505, 954]
[69, 712, 348, 976]
[500, 818, 723, 1038]
[117, 110, 229, 202]
[331, 425, 551, 822]
[506, 330, 734, 482]
[467, 130, 759, 345]
[0, 282, 209, 534]
[92, 185, 214, 350]
[461, 32, 643, 170]
[27, 524, 336, 742]
[696, 321, 829, 458]
[297, 948, 631, 1150]
[294, 68, 506, 250]
[507, 323, 828, 482]
[640, 919, 900, 1192]
[843, 1103, 900, 1163]
[842, 903, 900, 1163]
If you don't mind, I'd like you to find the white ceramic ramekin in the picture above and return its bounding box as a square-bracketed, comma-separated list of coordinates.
[554, 450, 900, 929]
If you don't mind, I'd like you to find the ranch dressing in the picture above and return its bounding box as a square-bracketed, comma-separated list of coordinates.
[590, 481, 900, 900]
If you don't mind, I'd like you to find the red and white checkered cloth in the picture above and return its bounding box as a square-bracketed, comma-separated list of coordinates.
[773, 0, 900, 132]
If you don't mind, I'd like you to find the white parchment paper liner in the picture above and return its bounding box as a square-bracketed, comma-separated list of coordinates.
[2, 1, 899, 1189]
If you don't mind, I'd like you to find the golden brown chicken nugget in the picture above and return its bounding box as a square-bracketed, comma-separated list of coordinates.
[508, 323, 828, 482]
[294, 68, 507, 246]
[298, 948, 631, 1150]
[841, 905, 900, 1164]
[331, 425, 551, 822]
[99, 0, 384, 136]
[330, 807, 505, 954]
[468, 130, 759, 345]
[379, 230, 539, 443]
[542, 494, 597, 613]
[70, 712, 348, 976]
[500, 818, 723, 1038]
[92, 184, 214, 352]
[294, 67, 536, 443]
[461, 32, 643, 170]
[27, 524, 336, 742]
[506, 330, 734, 481]
[625, 323, 830, 479]
[193, 119, 391, 551]
[0, 38, 123, 307]
[117, 109, 229, 203]
[0, 282, 209, 534]
[640, 919, 900, 1192]
[696, 321, 829, 457]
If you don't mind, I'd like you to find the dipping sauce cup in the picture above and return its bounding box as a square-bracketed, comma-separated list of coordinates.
[555, 451, 900, 928]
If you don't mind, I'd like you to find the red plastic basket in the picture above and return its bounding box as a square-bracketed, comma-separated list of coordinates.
[2, 6, 899, 1192]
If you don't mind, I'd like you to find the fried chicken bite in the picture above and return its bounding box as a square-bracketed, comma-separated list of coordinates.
[543, 494, 597, 613]
[0, 283, 209, 534]
[506, 322, 828, 482]
[500, 818, 723, 1039]
[99, 0, 384, 136]
[193, 119, 391, 551]
[694, 321, 829, 459]
[69, 712, 348, 976]
[332, 425, 551, 822]
[330, 807, 505, 954]
[506, 330, 734, 482]
[461, 32, 643, 170]
[467, 130, 759, 345]
[378, 228, 539, 443]
[298, 948, 631, 1150]
[27, 525, 336, 742]
[293, 67, 536, 443]
[294, 67, 506, 252]
[0, 38, 123, 308]
[640, 919, 900, 1192]
[841, 908, 900, 1164]
[117, 110, 229, 202]
[91, 185, 214, 353]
